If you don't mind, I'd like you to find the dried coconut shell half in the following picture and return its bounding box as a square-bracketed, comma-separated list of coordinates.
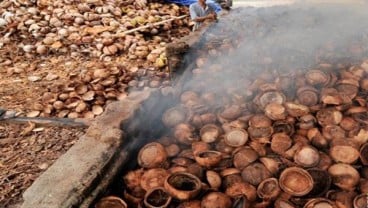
[82, 91, 95, 101]
[328, 163, 360, 191]
[162, 107, 187, 127]
[303, 198, 337, 208]
[200, 124, 221, 143]
[95, 196, 127, 208]
[316, 109, 342, 126]
[284, 102, 310, 117]
[138, 142, 167, 169]
[224, 129, 248, 147]
[297, 86, 319, 106]
[265, 103, 287, 120]
[92, 105, 104, 115]
[279, 167, 314, 196]
[140, 168, 168, 192]
[305, 69, 330, 86]
[258, 91, 286, 108]
[26, 111, 40, 118]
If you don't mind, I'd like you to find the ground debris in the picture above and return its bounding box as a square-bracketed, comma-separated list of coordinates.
[0, 123, 84, 207]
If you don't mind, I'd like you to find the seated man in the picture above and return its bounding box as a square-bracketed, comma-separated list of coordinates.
[189, 0, 220, 31]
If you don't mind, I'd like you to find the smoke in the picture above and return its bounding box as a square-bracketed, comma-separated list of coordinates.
[180, 2, 368, 95]
[123, 2, 368, 142]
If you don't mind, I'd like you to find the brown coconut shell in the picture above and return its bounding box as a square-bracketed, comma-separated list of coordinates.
[303, 198, 337, 208]
[233, 147, 259, 170]
[271, 133, 293, 155]
[200, 124, 221, 143]
[224, 129, 248, 147]
[201, 192, 232, 208]
[257, 177, 281, 201]
[164, 172, 202, 201]
[279, 167, 314, 196]
[328, 163, 360, 191]
[241, 163, 272, 186]
[95, 196, 127, 208]
[138, 142, 167, 169]
[143, 187, 172, 208]
[140, 168, 168, 192]
[194, 150, 222, 168]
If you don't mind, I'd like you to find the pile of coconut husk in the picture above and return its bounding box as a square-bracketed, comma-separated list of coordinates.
[0, 0, 192, 118]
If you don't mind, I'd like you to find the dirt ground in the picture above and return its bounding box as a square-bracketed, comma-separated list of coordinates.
[0, 123, 85, 207]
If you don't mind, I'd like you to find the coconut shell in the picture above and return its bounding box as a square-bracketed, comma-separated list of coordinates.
[174, 123, 196, 145]
[271, 133, 293, 155]
[92, 105, 104, 115]
[138, 142, 167, 169]
[274, 199, 296, 208]
[178, 200, 201, 208]
[316, 109, 343, 126]
[248, 126, 273, 140]
[162, 107, 187, 127]
[206, 170, 222, 189]
[360, 143, 368, 165]
[200, 124, 221, 143]
[294, 145, 320, 168]
[305, 69, 330, 86]
[303, 198, 337, 208]
[164, 172, 202, 201]
[194, 150, 222, 168]
[225, 182, 257, 201]
[233, 147, 258, 170]
[95, 196, 127, 208]
[144, 187, 171, 208]
[220, 105, 242, 120]
[265, 103, 287, 120]
[328, 163, 360, 191]
[140, 168, 168, 192]
[284, 102, 310, 117]
[273, 120, 295, 136]
[329, 140, 360, 164]
[224, 129, 248, 147]
[354, 194, 367, 208]
[259, 157, 282, 175]
[297, 86, 319, 106]
[201, 192, 232, 208]
[258, 91, 286, 108]
[249, 114, 272, 128]
[26, 111, 40, 118]
[257, 178, 281, 201]
[241, 163, 272, 186]
[82, 91, 95, 101]
[279, 167, 314, 196]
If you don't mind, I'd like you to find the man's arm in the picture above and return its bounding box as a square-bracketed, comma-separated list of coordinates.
[193, 14, 215, 22]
